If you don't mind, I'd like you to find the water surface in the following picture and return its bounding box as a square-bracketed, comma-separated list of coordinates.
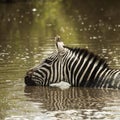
[0, 0, 120, 120]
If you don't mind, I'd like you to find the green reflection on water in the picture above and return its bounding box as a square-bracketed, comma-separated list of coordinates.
[0, 0, 120, 119]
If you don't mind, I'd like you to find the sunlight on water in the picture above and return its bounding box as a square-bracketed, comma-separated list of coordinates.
[0, 0, 120, 120]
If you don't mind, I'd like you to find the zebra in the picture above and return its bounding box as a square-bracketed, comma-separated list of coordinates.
[24, 36, 120, 89]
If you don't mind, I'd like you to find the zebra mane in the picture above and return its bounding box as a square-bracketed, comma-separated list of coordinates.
[64, 46, 108, 68]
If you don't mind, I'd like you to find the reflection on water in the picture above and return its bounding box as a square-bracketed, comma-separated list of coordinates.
[5, 86, 120, 120]
[24, 87, 115, 111]
[0, 0, 120, 119]
[24, 87, 120, 119]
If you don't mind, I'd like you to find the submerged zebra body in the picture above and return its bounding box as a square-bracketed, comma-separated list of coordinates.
[25, 37, 120, 89]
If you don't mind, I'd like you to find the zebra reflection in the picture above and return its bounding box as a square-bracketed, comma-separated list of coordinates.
[24, 87, 119, 111]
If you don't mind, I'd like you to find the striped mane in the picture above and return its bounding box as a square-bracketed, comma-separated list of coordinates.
[64, 46, 108, 68]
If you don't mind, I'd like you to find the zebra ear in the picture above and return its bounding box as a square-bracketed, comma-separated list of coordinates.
[55, 35, 65, 53]
[55, 36, 66, 63]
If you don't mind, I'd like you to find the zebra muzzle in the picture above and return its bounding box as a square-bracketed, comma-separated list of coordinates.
[24, 69, 36, 86]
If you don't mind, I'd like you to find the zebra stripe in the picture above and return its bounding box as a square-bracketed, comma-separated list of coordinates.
[84, 59, 99, 87]
[75, 51, 86, 85]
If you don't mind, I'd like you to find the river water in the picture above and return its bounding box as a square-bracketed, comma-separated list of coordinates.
[0, 1, 120, 120]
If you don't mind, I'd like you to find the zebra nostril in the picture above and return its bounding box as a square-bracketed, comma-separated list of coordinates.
[25, 75, 31, 85]
[25, 75, 30, 80]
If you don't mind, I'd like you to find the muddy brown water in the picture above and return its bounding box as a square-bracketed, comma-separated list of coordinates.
[0, 1, 120, 120]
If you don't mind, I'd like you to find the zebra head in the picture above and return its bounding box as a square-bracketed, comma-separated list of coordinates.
[24, 36, 67, 86]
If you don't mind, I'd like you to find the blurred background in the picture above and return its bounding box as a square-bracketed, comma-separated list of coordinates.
[0, 0, 120, 120]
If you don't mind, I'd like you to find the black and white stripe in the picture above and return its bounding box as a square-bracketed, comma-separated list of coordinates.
[25, 51, 64, 86]
[61, 47, 120, 89]
[25, 44, 120, 89]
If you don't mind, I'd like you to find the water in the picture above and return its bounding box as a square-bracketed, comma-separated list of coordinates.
[0, 0, 120, 120]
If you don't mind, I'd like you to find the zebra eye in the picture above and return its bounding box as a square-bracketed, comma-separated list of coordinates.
[45, 59, 53, 65]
